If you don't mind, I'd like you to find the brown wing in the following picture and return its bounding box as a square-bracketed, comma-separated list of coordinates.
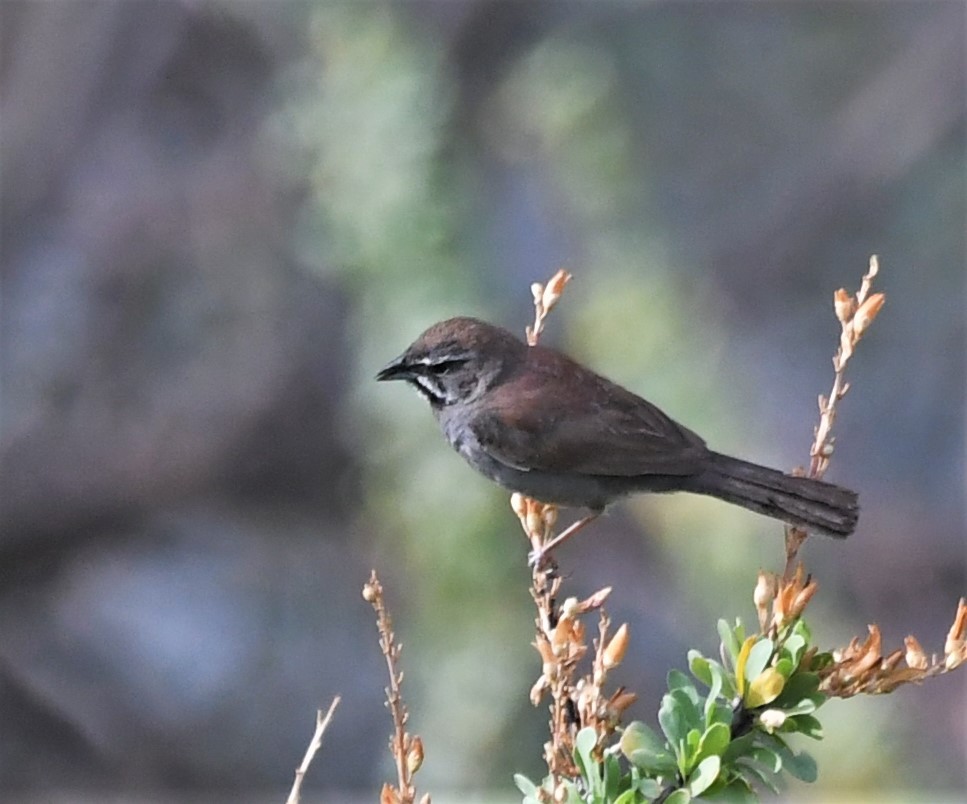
[471, 346, 708, 477]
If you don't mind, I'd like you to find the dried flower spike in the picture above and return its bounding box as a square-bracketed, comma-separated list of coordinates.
[602, 624, 630, 669]
[406, 736, 425, 775]
[904, 635, 929, 670]
[542, 269, 573, 312]
[852, 292, 885, 338]
[833, 288, 855, 324]
[944, 597, 967, 670]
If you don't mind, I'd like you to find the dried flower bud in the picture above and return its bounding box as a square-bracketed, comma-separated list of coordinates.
[542, 505, 558, 529]
[852, 293, 885, 337]
[881, 649, 904, 672]
[534, 636, 556, 667]
[511, 492, 527, 519]
[560, 597, 580, 619]
[554, 781, 571, 802]
[526, 509, 543, 538]
[542, 269, 572, 312]
[572, 619, 586, 646]
[530, 675, 549, 705]
[609, 689, 638, 715]
[579, 587, 613, 612]
[852, 625, 884, 677]
[789, 578, 819, 620]
[944, 598, 967, 669]
[419, 794, 431, 804]
[362, 583, 377, 603]
[603, 623, 630, 669]
[904, 635, 929, 670]
[867, 253, 879, 279]
[833, 288, 856, 324]
[754, 571, 778, 629]
[531, 282, 544, 304]
[551, 616, 574, 650]
[406, 736, 425, 775]
[381, 783, 401, 804]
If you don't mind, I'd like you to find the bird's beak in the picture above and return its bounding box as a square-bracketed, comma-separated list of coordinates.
[376, 355, 410, 382]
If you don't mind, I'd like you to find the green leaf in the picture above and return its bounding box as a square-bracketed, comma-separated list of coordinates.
[635, 777, 663, 798]
[689, 651, 712, 686]
[781, 633, 807, 667]
[622, 724, 679, 776]
[790, 713, 824, 740]
[668, 669, 700, 707]
[513, 773, 537, 797]
[735, 760, 781, 795]
[700, 778, 757, 802]
[721, 731, 755, 764]
[613, 791, 639, 804]
[745, 667, 786, 708]
[664, 789, 691, 804]
[742, 745, 782, 773]
[703, 666, 723, 725]
[573, 727, 602, 796]
[793, 617, 812, 645]
[808, 650, 834, 672]
[707, 661, 736, 701]
[773, 671, 825, 714]
[688, 755, 721, 797]
[660, 690, 701, 749]
[603, 753, 622, 800]
[717, 619, 742, 668]
[696, 722, 731, 762]
[707, 702, 733, 728]
[774, 657, 794, 679]
[742, 639, 775, 689]
[575, 726, 598, 765]
[620, 721, 667, 758]
[774, 740, 818, 783]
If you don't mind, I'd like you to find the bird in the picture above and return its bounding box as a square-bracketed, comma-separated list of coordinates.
[376, 317, 858, 540]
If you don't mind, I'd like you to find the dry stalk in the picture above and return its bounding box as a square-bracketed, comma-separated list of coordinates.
[285, 696, 341, 804]
[363, 571, 429, 804]
[513, 270, 636, 796]
[753, 258, 965, 698]
[783, 254, 885, 577]
[820, 597, 967, 697]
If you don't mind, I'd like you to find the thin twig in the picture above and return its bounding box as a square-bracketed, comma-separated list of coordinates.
[784, 255, 884, 576]
[363, 571, 426, 804]
[285, 696, 341, 804]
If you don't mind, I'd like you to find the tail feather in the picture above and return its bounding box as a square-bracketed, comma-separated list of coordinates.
[685, 452, 859, 538]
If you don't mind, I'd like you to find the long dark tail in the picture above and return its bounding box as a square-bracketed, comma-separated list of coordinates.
[684, 451, 859, 538]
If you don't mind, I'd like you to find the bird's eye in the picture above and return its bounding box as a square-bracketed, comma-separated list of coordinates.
[428, 358, 467, 375]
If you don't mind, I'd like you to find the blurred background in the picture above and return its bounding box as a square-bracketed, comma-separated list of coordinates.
[1, 1, 964, 801]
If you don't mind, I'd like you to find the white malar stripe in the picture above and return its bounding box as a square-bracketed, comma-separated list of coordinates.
[413, 374, 445, 404]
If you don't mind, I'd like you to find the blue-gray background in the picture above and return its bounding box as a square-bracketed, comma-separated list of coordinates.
[1, 1, 964, 801]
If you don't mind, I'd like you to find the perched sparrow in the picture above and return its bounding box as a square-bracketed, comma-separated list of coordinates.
[377, 317, 858, 538]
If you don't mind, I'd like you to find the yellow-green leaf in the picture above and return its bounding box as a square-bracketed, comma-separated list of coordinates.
[735, 636, 756, 694]
[746, 667, 786, 708]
